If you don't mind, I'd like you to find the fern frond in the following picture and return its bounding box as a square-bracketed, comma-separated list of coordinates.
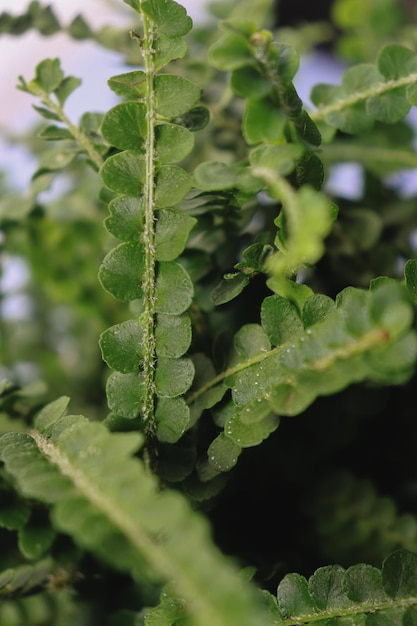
[0, 398, 271, 626]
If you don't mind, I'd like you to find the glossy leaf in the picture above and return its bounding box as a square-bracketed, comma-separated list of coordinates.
[98, 242, 145, 302]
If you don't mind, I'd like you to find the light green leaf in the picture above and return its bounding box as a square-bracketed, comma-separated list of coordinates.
[104, 196, 143, 242]
[301, 294, 336, 327]
[367, 88, 411, 124]
[100, 151, 146, 196]
[101, 102, 147, 151]
[193, 161, 240, 191]
[155, 75, 201, 117]
[33, 58, 63, 92]
[224, 411, 279, 447]
[142, 0, 192, 36]
[249, 143, 304, 175]
[155, 356, 195, 398]
[207, 433, 241, 472]
[155, 166, 192, 208]
[377, 44, 417, 80]
[233, 324, 271, 360]
[155, 123, 194, 164]
[155, 209, 197, 261]
[341, 64, 382, 93]
[99, 320, 143, 373]
[106, 372, 144, 419]
[155, 313, 192, 358]
[55, 75, 82, 106]
[261, 295, 304, 346]
[243, 98, 286, 145]
[155, 262, 194, 314]
[98, 242, 144, 302]
[35, 396, 70, 432]
[155, 397, 190, 443]
[209, 31, 255, 70]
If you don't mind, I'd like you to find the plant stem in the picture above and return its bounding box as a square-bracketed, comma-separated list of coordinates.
[29, 86, 103, 170]
[139, 7, 157, 430]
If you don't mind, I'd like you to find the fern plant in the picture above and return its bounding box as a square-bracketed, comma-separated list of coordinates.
[2, 0, 417, 624]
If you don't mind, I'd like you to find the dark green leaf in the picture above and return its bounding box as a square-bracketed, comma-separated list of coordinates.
[99, 320, 143, 373]
[106, 372, 144, 419]
[175, 106, 210, 131]
[153, 33, 188, 71]
[155, 166, 192, 208]
[155, 356, 194, 398]
[55, 75, 82, 106]
[277, 573, 318, 620]
[155, 397, 190, 443]
[155, 262, 194, 314]
[104, 196, 143, 242]
[155, 123, 194, 164]
[207, 433, 241, 472]
[101, 102, 147, 151]
[155, 313, 192, 358]
[98, 242, 144, 302]
[243, 97, 286, 145]
[155, 209, 197, 261]
[100, 151, 146, 196]
[261, 295, 303, 346]
[33, 58, 63, 92]
[211, 273, 249, 305]
[107, 70, 146, 99]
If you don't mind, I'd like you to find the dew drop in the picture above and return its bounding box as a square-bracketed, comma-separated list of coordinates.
[306, 329, 312, 335]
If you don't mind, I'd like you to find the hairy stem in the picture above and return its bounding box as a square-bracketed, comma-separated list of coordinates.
[138, 8, 157, 429]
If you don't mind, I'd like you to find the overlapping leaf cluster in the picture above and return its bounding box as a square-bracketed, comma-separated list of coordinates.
[98, 0, 210, 441]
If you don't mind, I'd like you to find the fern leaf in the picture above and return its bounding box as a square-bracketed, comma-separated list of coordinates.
[0, 398, 271, 626]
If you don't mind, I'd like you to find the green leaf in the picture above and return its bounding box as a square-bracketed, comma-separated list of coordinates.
[33, 58, 63, 92]
[211, 273, 249, 305]
[243, 98, 286, 145]
[277, 573, 318, 620]
[55, 75, 82, 106]
[99, 320, 143, 373]
[155, 262, 194, 315]
[155, 75, 201, 117]
[155, 123, 194, 164]
[367, 88, 411, 124]
[0, 559, 55, 598]
[261, 295, 304, 346]
[106, 372, 144, 419]
[230, 66, 272, 99]
[378, 44, 417, 80]
[155, 166, 192, 207]
[38, 125, 73, 141]
[249, 143, 304, 175]
[100, 151, 146, 196]
[155, 356, 194, 398]
[175, 106, 210, 131]
[18, 517, 55, 560]
[101, 102, 147, 151]
[107, 71, 146, 99]
[155, 313, 192, 358]
[104, 196, 143, 242]
[405, 259, 417, 305]
[209, 31, 255, 70]
[224, 410, 279, 447]
[155, 397, 190, 443]
[142, 0, 192, 36]
[155, 209, 197, 261]
[35, 396, 70, 432]
[98, 242, 145, 302]
[153, 33, 188, 71]
[207, 433, 241, 472]
[233, 324, 271, 360]
[302, 294, 336, 327]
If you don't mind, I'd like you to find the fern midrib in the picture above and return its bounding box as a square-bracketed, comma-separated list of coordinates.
[30, 429, 246, 626]
[281, 595, 417, 625]
[310, 72, 417, 122]
[140, 7, 158, 428]
[187, 326, 388, 406]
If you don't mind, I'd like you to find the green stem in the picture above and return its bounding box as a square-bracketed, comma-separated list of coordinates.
[29, 86, 103, 170]
[310, 72, 417, 123]
[139, 7, 157, 429]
